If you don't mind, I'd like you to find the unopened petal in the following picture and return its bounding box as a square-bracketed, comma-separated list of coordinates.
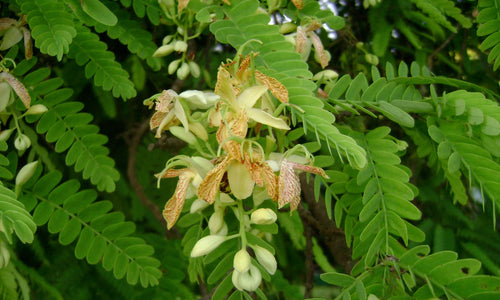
[254, 245, 277, 275]
[247, 108, 290, 130]
[190, 235, 226, 257]
[237, 85, 268, 109]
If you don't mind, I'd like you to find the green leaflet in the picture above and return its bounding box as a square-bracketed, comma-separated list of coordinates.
[21, 171, 162, 287]
[335, 127, 424, 270]
[0, 184, 36, 244]
[19, 63, 120, 193]
[80, 1, 162, 70]
[68, 25, 136, 100]
[477, 0, 500, 70]
[81, 0, 118, 26]
[119, 0, 161, 25]
[209, 0, 367, 169]
[20, 0, 77, 60]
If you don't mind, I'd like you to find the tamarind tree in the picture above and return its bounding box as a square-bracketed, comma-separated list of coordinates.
[1, 0, 500, 299]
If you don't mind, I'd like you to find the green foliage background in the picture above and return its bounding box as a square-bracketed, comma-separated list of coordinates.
[1, 0, 500, 299]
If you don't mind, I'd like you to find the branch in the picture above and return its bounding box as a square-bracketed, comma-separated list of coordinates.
[126, 119, 179, 239]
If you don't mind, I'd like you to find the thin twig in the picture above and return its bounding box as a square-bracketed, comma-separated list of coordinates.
[304, 224, 314, 298]
[126, 119, 178, 238]
[427, 26, 460, 71]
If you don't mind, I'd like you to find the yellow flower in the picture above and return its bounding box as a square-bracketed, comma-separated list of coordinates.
[267, 151, 329, 212]
[147, 89, 209, 141]
[156, 156, 212, 229]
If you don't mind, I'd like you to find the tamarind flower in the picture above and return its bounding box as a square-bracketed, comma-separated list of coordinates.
[196, 144, 278, 204]
[147, 89, 210, 140]
[156, 156, 212, 229]
[267, 152, 329, 212]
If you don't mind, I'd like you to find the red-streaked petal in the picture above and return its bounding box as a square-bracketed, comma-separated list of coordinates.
[278, 160, 301, 211]
[162, 172, 193, 229]
[150, 111, 168, 129]
[261, 162, 279, 201]
[288, 161, 329, 178]
[215, 66, 236, 105]
[156, 89, 176, 112]
[308, 31, 329, 69]
[255, 70, 289, 103]
[197, 156, 231, 204]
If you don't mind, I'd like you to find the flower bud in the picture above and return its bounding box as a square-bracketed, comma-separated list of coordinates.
[24, 104, 48, 115]
[313, 70, 339, 81]
[208, 209, 224, 234]
[168, 59, 182, 75]
[251, 208, 277, 225]
[153, 44, 174, 57]
[188, 61, 200, 78]
[279, 23, 297, 34]
[190, 199, 210, 214]
[162, 35, 174, 45]
[254, 245, 277, 275]
[15, 161, 38, 188]
[233, 249, 251, 272]
[173, 41, 188, 52]
[232, 265, 262, 292]
[191, 235, 226, 257]
[0, 128, 14, 141]
[188, 122, 208, 141]
[14, 134, 31, 151]
[176, 63, 190, 80]
[365, 53, 379, 65]
[215, 223, 228, 236]
[0, 82, 12, 112]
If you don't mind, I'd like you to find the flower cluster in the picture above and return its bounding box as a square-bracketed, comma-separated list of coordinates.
[149, 54, 328, 292]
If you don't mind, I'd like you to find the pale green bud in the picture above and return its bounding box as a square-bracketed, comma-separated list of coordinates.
[250, 208, 277, 225]
[24, 104, 48, 115]
[176, 63, 190, 80]
[190, 199, 210, 214]
[208, 209, 224, 234]
[232, 265, 262, 292]
[188, 61, 200, 78]
[365, 53, 379, 65]
[168, 59, 182, 75]
[162, 35, 175, 45]
[0, 82, 12, 112]
[0, 128, 14, 141]
[190, 235, 226, 257]
[215, 223, 228, 236]
[279, 23, 297, 34]
[173, 41, 188, 52]
[254, 245, 277, 275]
[153, 44, 174, 57]
[313, 70, 339, 81]
[233, 249, 251, 273]
[14, 134, 31, 151]
[15, 161, 38, 188]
